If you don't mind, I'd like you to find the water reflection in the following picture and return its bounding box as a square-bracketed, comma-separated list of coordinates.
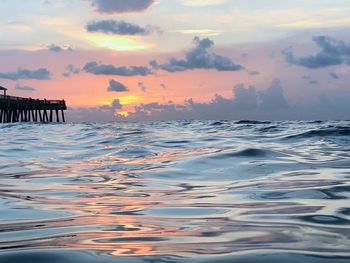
[0, 121, 349, 261]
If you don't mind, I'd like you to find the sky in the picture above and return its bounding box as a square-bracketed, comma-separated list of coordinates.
[0, 0, 350, 121]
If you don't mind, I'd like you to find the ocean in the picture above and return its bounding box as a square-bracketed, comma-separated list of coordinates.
[0, 120, 349, 263]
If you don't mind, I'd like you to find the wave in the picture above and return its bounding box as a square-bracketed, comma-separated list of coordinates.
[210, 148, 282, 158]
[285, 126, 350, 139]
[236, 120, 272, 124]
[0, 120, 349, 262]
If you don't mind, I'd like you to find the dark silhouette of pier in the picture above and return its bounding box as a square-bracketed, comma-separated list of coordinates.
[0, 86, 67, 123]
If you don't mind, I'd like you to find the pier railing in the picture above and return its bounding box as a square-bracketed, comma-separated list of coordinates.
[0, 95, 66, 106]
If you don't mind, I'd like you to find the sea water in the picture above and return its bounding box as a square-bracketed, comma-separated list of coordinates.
[0, 120, 349, 262]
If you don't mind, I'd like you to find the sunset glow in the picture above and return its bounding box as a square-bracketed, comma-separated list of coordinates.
[86, 35, 153, 51]
[0, 0, 349, 121]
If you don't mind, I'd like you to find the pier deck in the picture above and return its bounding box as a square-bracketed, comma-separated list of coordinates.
[0, 95, 67, 123]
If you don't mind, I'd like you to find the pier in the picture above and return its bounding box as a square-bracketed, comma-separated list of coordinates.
[0, 86, 67, 123]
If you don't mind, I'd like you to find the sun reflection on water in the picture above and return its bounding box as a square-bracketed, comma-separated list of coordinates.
[0, 121, 350, 260]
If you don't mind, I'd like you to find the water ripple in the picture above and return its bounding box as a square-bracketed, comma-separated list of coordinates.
[0, 120, 349, 262]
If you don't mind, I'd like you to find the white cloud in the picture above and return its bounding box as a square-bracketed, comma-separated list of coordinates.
[181, 0, 226, 6]
[172, 29, 223, 37]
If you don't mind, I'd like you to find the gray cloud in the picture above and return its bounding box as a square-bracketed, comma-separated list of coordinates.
[150, 37, 244, 72]
[63, 64, 81, 77]
[283, 36, 350, 69]
[248, 70, 259, 76]
[91, 0, 154, 13]
[302, 75, 319, 85]
[330, 72, 340, 79]
[138, 82, 146, 92]
[108, 79, 129, 92]
[0, 68, 51, 80]
[68, 99, 123, 123]
[259, 79, 289, 110]
[110, 99, 123, 109]
[15, 84, 36, 92]
[233, 84, 259, 110]
[86, 20, 160, 36]
[47, 44, 73, 52]
[67, 78, 350, 122]
[122, 79, 289, 121]
[83, 61, 152, 76]
[318, 94, 335, 109]
[309, 80, 319, 85]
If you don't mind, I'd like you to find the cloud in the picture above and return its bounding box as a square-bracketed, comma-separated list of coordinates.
[318, 94, 335, 109]
[181, 0, 226, 6]
[47, 44, 73, 52]
[309, 80, 319, 85]
[138, 82, 146, 92]
[248, 70, 259, 76]
[5, 21, 32, 32]
[68, 99, 123, 123]
[172, 29, 223, 37]
[160, 83, 167, 89]
[68, 78, 350, 122]
[83, 61, 152, 76]
[231, 84, 258, 110]
[107, 79, 129, 92]
[259, 79, 289, 109]
[63, 64, 81, 77]
[330, 72, 340, 79]
[0, 68, 51, 80]
[150, 37, 244, 72]
[283, 36, 350, 69]
[86, 20, 161, 36]
[91, 0, 154, 14]
[110, 99, 123, 109]
[122, 79, 289, 121]
[302, 75, 319, 85]
[15, 84, 36, 92]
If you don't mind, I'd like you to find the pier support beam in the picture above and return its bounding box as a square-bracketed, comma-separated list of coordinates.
[61, 109, 65, 123]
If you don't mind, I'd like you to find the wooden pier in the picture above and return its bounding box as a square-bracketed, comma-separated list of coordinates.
[0, 86, 67, 123]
